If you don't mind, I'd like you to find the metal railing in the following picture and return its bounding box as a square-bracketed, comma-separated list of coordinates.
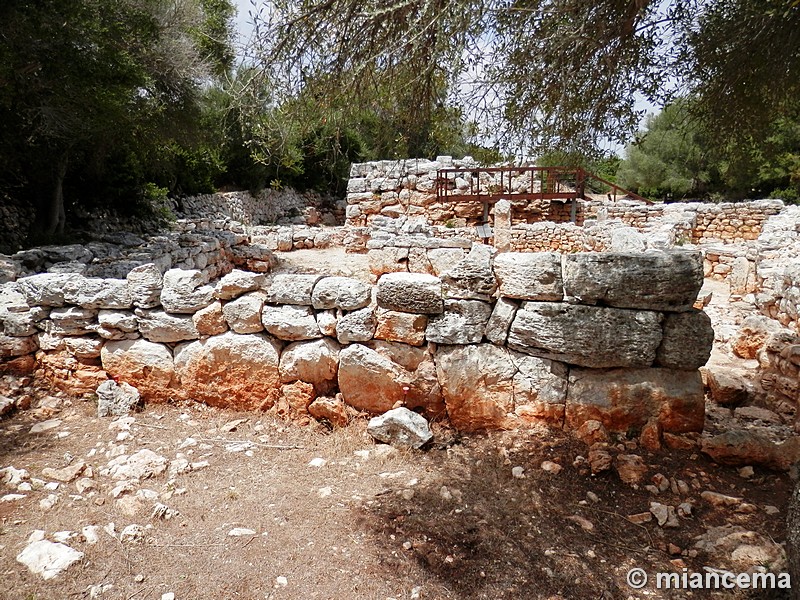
[435, 166, 650, 205]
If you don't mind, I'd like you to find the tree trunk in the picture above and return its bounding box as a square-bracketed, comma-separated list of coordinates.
[787, 479, 800, 598]
[45, 154, 68, 236]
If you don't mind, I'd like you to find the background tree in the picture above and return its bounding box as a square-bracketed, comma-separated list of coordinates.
[0, 0, 236, 238]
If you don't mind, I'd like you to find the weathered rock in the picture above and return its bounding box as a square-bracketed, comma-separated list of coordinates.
[311, 276, 371, 310]
[440, 243, 497, 300]
[292, 304, 324, 335]
[427, 248, 467, 276]
[732, 315, 785, 359]
[96, 379, 141, 417]
[337, 306, 377, 343]
[435, 344, 515, 430]
[47, 306, 97, 336]
[510, 351, 569, 426]
[565, 368, 704, 433]
[588, 448, 613, 474]
[265, 274, 322, 305]
[575, 420, 610, 446]
[135, 309, 199, 343]
[484, 297, 518, 346]
[308, 396, 349, 427]
[563, 251, 703, 311]
[700, 431, 800, 471]
[639, 417, 662, 451]
[705, 366, 754, 406]
[368, 247, 409, 276]
[376, 272, 443, 314]
[615, 454, 648, 485]
[215, 270, 265, 300]
[17, 273, 81, 307]
[222, 292, 265, 334]
[192, 301, 228, 336]
[374, 309, 427, 346]
[126, 264, 163, 309]
[508, 302, 663, 368]
[98, 310, 138, 333]
[276, 381, 315, 418]
[42, 460, 86, 483]
[0, 334, 38, 358]
[656, 310, 714, 370]
[101, 339, 176, 403]
[62, 277, 132, 309]
[367, 407, 433, 449]
[610, 227, 646, 252]
[338, 343, 443, 416]
[728, 256, 752, 295]
[425, 299, 492, 344]
[338, 344, 405, 413]
[493, 199, 512, 252]
[106, 449, 167, 480]
[160, 269, 214, 314]
[261, 305, 321, 341]
[16, 540, 84, 580]
[279, 338, 341, 391]
[173, 331, 281, 409]
[63, 336, 104, 359]
[649, 502, 679, 528]
[493, 252, 563, 301]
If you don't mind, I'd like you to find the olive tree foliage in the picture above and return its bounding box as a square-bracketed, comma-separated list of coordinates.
[243, 0, 799, 159]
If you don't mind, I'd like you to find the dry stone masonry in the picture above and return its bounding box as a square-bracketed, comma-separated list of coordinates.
[1, 246, 712, 436]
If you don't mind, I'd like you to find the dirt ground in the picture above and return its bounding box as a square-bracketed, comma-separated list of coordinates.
[0, 393, 793, 600]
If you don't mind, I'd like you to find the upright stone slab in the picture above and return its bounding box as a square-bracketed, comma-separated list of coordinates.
[565, 368, 705, 433]
[127, 264, 163, 309]
[493, 253, 563, 301]
[493, 199, 512, 252]
[510, 351, 569, 426]
[425, 299, 492, 344]
[173, 331, 281, 410]
[563, 251, 703, 311]
[507, 302, 663, 368]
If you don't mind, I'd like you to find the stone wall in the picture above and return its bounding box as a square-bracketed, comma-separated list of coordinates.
[178, 189, 344, 227]
[346, 158, 586, 228]
[1, 247, 712, 437]
[594, 200, 785, 243]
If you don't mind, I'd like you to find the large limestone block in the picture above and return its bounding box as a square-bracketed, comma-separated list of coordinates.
[265, 274, 323, 305]
[731, 315, 784, 359]
[62, 277, 132, 309]
[440, 244, 497, 300]
[656, 310, 714, 370]
[134, 309, 199, 343]
[565, 368, 705, 434]
[311, 277, 371, 311]
[338, 344, 443, 416]
[563, 251, 703, 311]
[493, 253, 563, 301]
[427, 248, 467, 276]
[376, 272, 443, 314]
[192, 301, 228, 336]
[425, 299, 492, 344]
[374, 309, 427, 346]
[126, 264, 163, 309]
[160, 269, 214, 314]
[222, 292, 265, 334]
[435, 344, 515, 431]
[215, 270, 265, 300]
[337, 306, 377, 343]
[101, 339, 176, 402]
[17, 273, 81, 307]
[261, 304, 321, 341]
[368, 248, 409, 277]
[279, 338, 341, 391]
[173, 332, 281, 410]
[508, 302, 663, 368]
[510, 351, 569, 426]
[485, 297, 518, 346]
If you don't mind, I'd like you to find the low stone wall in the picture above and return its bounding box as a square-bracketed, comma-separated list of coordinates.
[346, 158, 586, 227]
[1, 247, 712, 437]
[178, 189, 344, 226]
[595, 200, 785, 243]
